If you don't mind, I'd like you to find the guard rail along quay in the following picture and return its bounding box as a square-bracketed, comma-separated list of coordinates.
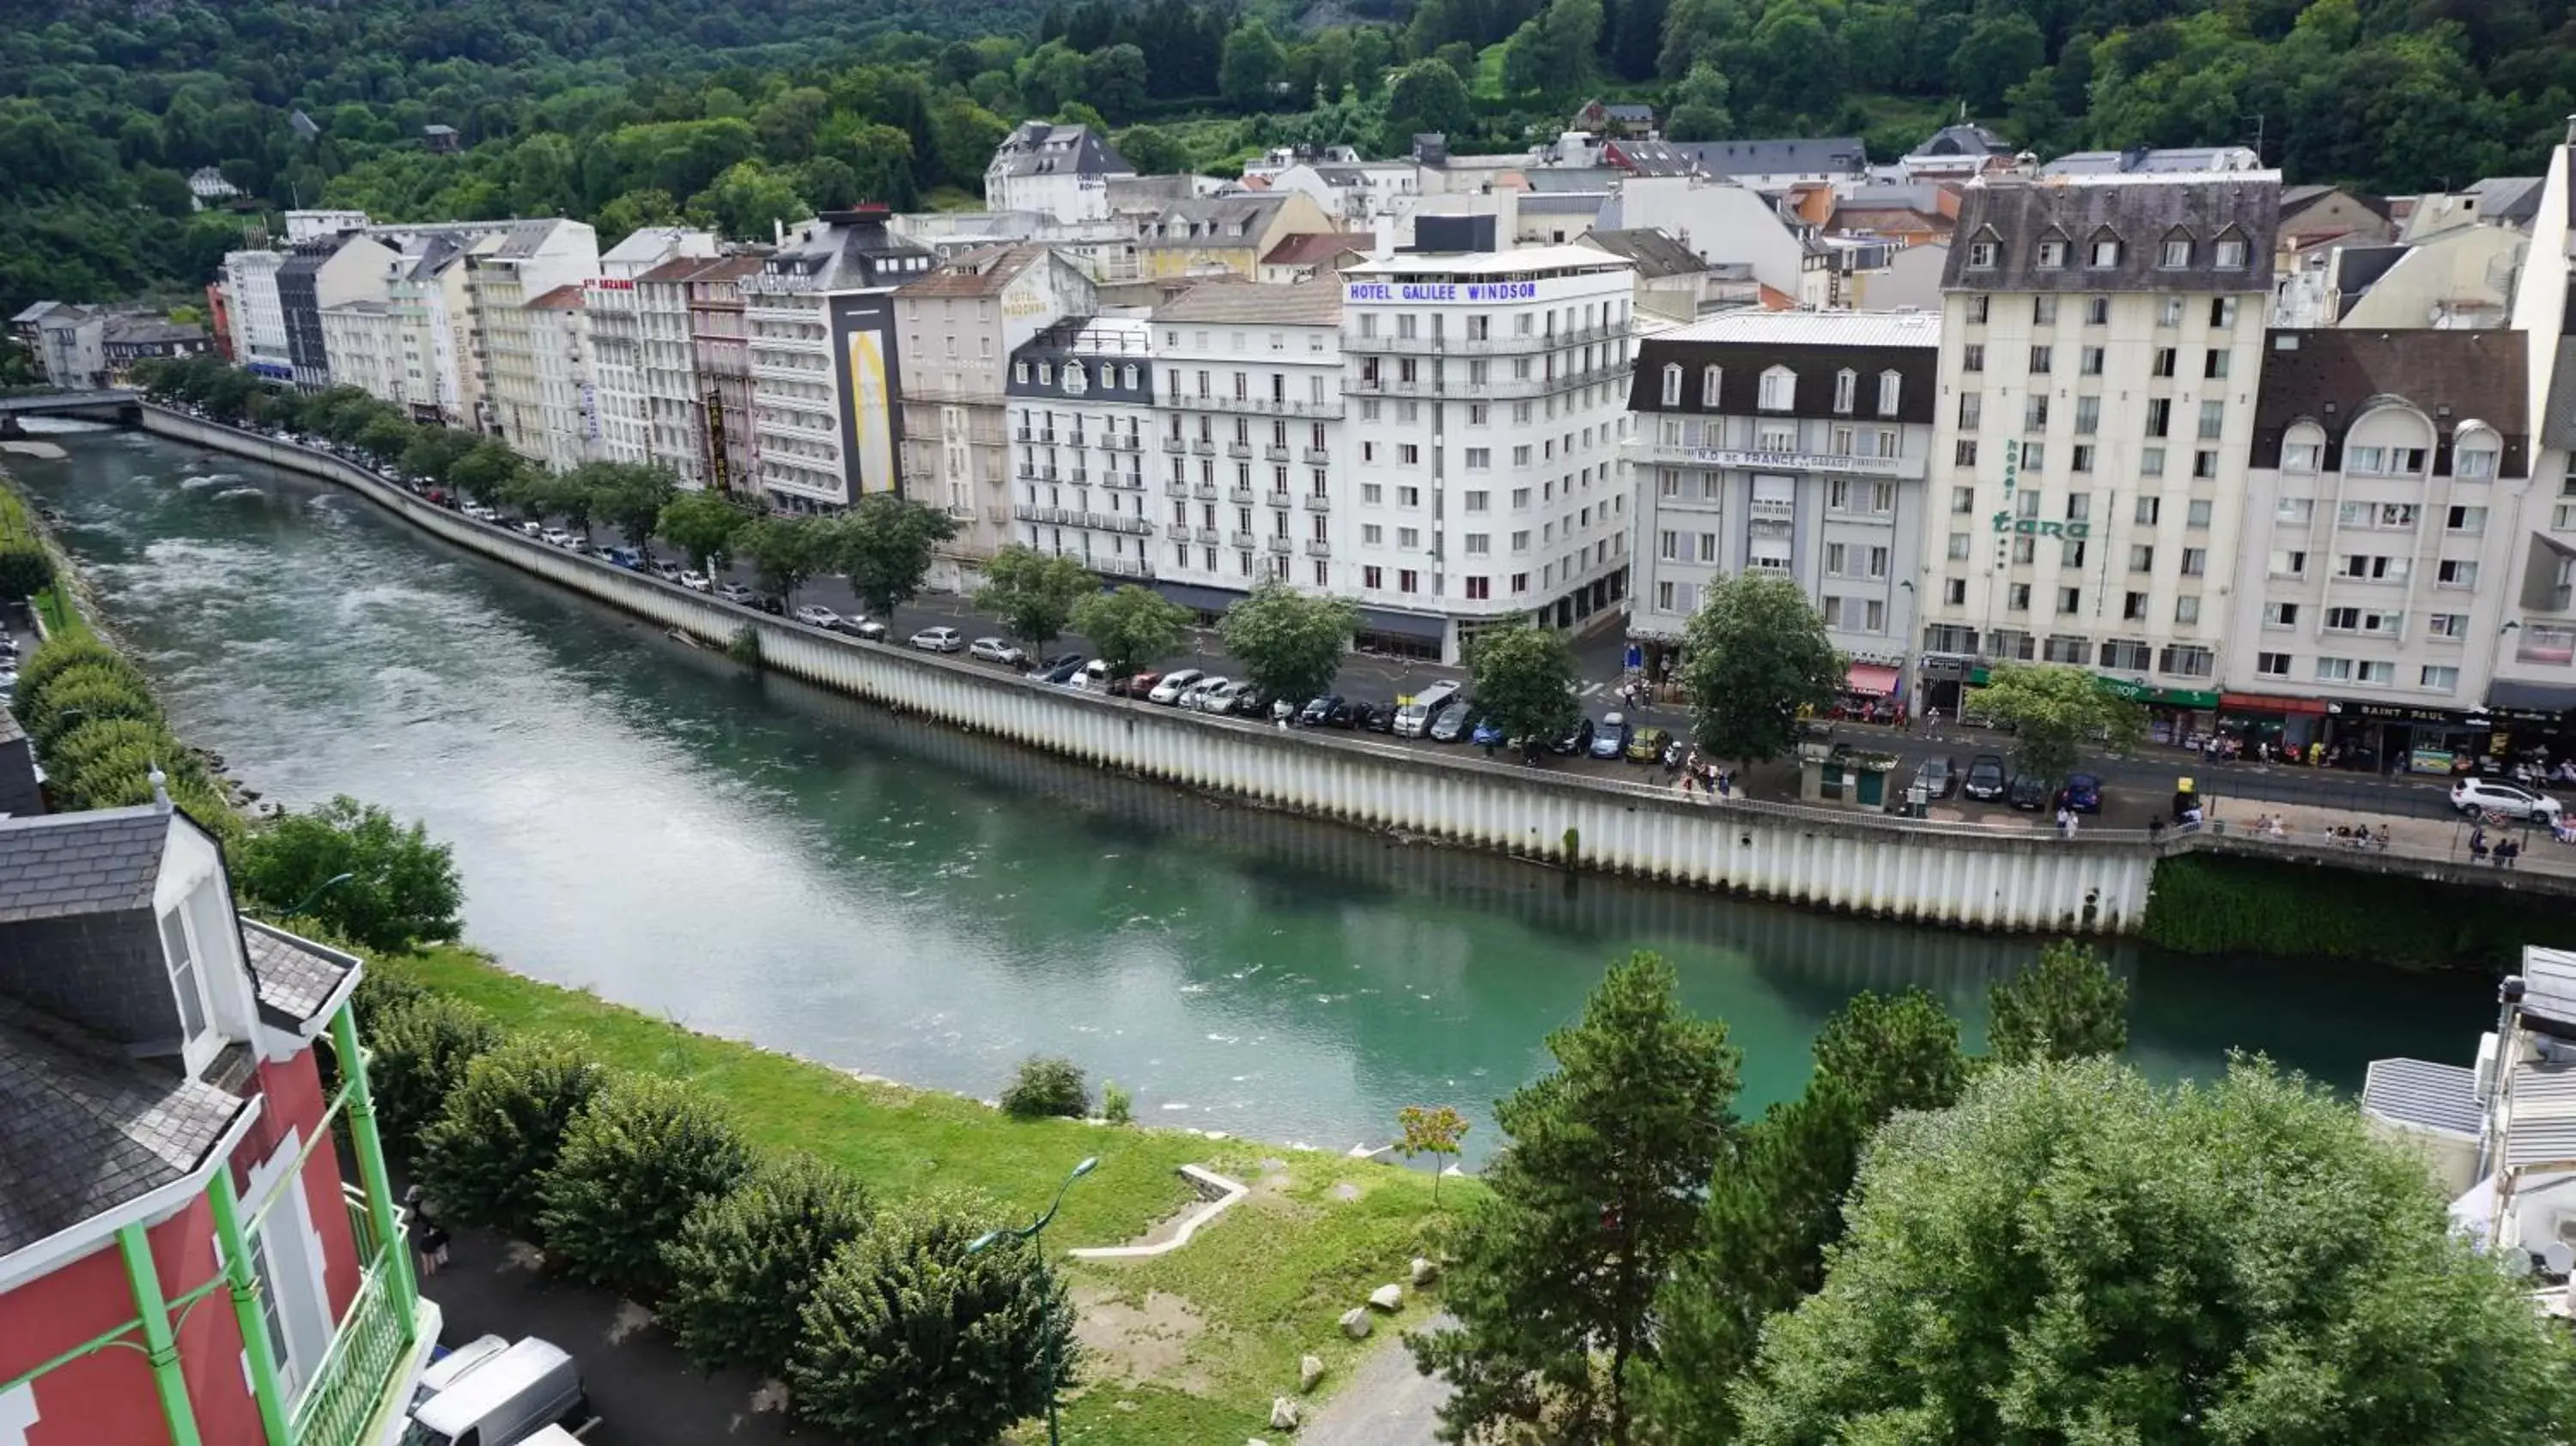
[143, 406, 2212, 935]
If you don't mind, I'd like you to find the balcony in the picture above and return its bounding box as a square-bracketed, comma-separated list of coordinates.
[1194, 482, 1218, 501]
[1229, 530, 1255, 549]
[1166, 479, 1189, 496]
[1017, 463, 1036, 479]
[1267, 535, 1291, 553]
[1191, 438, 1217, 455]
[1229, 486, 1255, 504]
[1195, 526, 1221, 544]
[1305, 538, 1332, 557]
[1261, 491, 1290, 510]
[1750, 499, 1795, 520]
[1163, 436, 1188, 453]
[1264, 445, 1291, 462]
[1167, 522, 1194, 540]
[1092, 554, 1156, 580]
[1226, 441, 1253, 459]
[1303, 447, 1331, 465]
[1626, 437, 1923, 482]
[1016, 427, 1034, 441]
[1104, 472, 1145, 490]
[1342, 321, 1625, 355]
[1303, 494, 1331, 513]
[291, 1234, 414, 1446]
[1178, 393, 1345, 419]
[1107, 434, 1141, 452]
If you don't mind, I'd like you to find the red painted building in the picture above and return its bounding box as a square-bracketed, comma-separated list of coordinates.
[205, 283, 236, 362]
[0, 794, 435, 1446]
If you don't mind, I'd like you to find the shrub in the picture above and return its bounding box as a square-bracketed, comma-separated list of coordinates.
[417, 1033, 605, 1236]
[236, 795, 465, 953]
[13, 637, 143, 702]
[537, 1074, 754, 1298]
[1101, 1079, 1133, 1127]
[26, 670, 161, 749]
[999, 1055, 1088, 1120]
[0, 544, 53, 600]
[352, 965, 434, 1035]
[661, 1153, 876, 1376]
[365, 993, 502, 1158]
[788, 1193, 1077, 1443]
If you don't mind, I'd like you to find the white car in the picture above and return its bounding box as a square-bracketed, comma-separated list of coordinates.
[462, 503, 498, 523]
[541, 528, 577, 549]
[517, 521, 544, 539]
[1201, 679, 1255, 714]
[1147, 668, 1204, 704]
[714, 581, 756, 605]
[1177, 676, 1233, 711]
[2453, 777, 2563, 822]
[969, 637, 1027, 666]
[909, 626, 963, 653]
[793, 605, 845, 630]
[677, 570, 711, 592]
[848, 616, 888, 641]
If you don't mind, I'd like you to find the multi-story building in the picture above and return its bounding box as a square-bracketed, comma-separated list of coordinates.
[1339, 229, 1639, 660]
[315, 300, 403, 403]
[463, 219, 598, 447]
[11, 303, 104, 389]
[221, 251, 292, 382]
[894, 244, 1097, 560]
[0, 792, 438, 1446]
[629, 257, 715, 486]
[1911, 173, 2281, 741]
[2218, 328, 2530, 768]
[1004, 316, 1160, 583]
[985, 123, 1135, 224]
[98, 317, 212, 384]
[1145, 281, 1351, 626]
[386, 236, 477, 424]
[1128, 193, 1336, 281]
[278, 231, 399, 392]
[587, 229, 720, 474]
[688, 256, 767, 495]
[744, 206, 934, 511]
[1625, 312, 1941, 693]
[525, 284, 596, 472]
[2488, 129, 2576, 751]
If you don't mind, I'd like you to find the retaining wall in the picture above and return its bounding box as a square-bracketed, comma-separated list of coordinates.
[142, 408, 2160, 933]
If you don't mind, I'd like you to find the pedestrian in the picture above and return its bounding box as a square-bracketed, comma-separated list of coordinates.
[2471, 825, 2490, 864]
[1923, 706, 1941, 741]
[1717, 769, 1733, 798]
[2500, 835, 2522, 870]
[2055, 804, 2074, 838]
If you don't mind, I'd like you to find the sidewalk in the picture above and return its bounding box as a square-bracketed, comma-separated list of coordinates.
[2202, 796, 2576, 880]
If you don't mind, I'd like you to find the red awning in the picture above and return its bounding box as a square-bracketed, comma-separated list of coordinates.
[2220, 692, 2329, 715]
[1845, 663, 1900, 697]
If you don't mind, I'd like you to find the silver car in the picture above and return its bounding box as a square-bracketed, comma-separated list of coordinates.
[969, 637, 1027, 666]
[908, 626, 963, 653]
[1147, 668, 1204, 704]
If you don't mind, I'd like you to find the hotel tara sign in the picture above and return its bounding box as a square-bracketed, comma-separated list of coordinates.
[1992, 511, 2092, 540]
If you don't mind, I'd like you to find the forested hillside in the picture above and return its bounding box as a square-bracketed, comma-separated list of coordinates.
[6, 0, 2576, 324]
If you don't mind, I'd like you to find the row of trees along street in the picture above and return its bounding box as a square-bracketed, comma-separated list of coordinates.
[141, 354, 2160, 792]
[1406, 944, 2576, 1444]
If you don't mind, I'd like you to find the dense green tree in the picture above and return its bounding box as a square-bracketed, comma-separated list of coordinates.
[1733, 1058, 2576, 1444]
[658, 488, 749, 579]
[361, 993, 501, 1157]
[691, 160, 806, 242]
[1987, 939, 2129, 1067]
[1972, 661, 2145, 781]
[418, 1034, 606, 1236]
[1112, 124, 1189, 178]
[400, 428, 481, 489]
[538, 1074, 754, 1297]
[1411, 953, 1740, 1445]
[973, 544, 1096, 653]
[1217, 580, 1354, 707]
[661, 1154, 876, 1376]
[829, 493, 957, 622]
[1069, 584, 1192, 685]
[236, 794, 466, 951]
[1083, 44, 1151, 122]
[447, 440, 526, 507]
[1679, 571, 1841, 775]
[1664, 62, 1734, 141]
[1466, 622, 1578, 751]
[579, 461, 678, 558]
[737, 514, 830, 603]
[1952, 13, 2048, 115]
[1219, 21, 1291, 108]
[1378, 60, 1473, 149]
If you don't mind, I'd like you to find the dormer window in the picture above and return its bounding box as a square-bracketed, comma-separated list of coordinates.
[2160, 233, 2193, 268]
[2088, 236, 2122, 268]
[2036, 237, 2068, 269]
[1759, 365, 1796, 411]
[1122, 364, 1139, 390]
[1967, 239, 1999, 269]
[1037, 362, 1053, 385]
[1063, 361, 1088, 395]
[2214, 234, 2249, 268]
[161, 908, 208, 1039]
[1661, 363, 1682, 406]
[1700, 365, 1722, 406]
[1878, 370, 1902, 415]
[1832, 368, 1857, 413]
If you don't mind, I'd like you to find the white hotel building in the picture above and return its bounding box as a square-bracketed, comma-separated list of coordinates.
[1337, 228, 1638, 661]
[1003, 315, 1160, 583]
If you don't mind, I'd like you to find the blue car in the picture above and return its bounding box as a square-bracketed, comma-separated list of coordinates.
[2063, 772, 2104, 813]
[1470, 717, 1508, 749]
[1590, 712, 1630, 760]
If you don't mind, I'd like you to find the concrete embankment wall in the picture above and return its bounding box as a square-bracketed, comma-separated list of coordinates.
[143, 409, 2158, 934]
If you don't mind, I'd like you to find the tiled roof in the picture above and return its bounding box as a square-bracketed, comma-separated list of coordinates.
[0, 995, 251, 1254]
[1578, 228, 1706, 277]
[636, 256, 721, 285]
[1260, 232, 1375, 267]
[0, 806, 169, 924]
[894, 243, 1048, 299]
[1151, 279, 1343, 325]
[2360, 1057, 2482, 1138]
[1943, 173, 2281, 293]
[1664, 137, 1868, 179]
[990, 122, 1132, 180]
[241, 920, 359, 1028]
[524, 284, 586, 310]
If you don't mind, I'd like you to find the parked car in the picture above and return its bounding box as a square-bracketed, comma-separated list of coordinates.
[2453, 777, 2563, 821]
[603, 545, 644, 570]
[1913, 754, 1959, 799]
[463, 503, 499, 523]
[909, 625, 964, 653]
[1471, 716, 1509, 749]
[793, 604, 845, 630]
[1176, 676, 1230, 710]
[539, 527, 577, 549]
[1204, 678, 1257, 714]
[1961, 753, 2008, 801]
[653, 560, 683, 581]
[1069, 659, 1112, 691]
[970, 637, 1028, 666]
[1392, 680, 1464, 739]
[714, 581, 756, 605]
[848, 616, 888, 641]
[2007, 772, 2051, 811]
[1354, 701, 1396, 733]
[517, 520, 544, 539]
[1552, 716, 1597, 755]
[1427, 702, 1475, 742]
[1300, 695, 1352, 727]
[677, 570, 710, 592]
[1625, 725, 1674, 763]
[403, 1335, 585, 1446]
[1027, 653, 1085, 684]
[2062, 772, 2104, 814]
[1148, 669, 1205, 704]
[1111, 670, 1162, 698]
[1590, 712, 1631, 760]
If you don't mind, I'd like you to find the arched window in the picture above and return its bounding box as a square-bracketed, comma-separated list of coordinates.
[1700, 364, 1722, 406]
[1759, 366, 1796, 411]
[1661, 363, 1682, 407]
[1877, 370, 1902, 414]
[1832, 369, 1857, 413]
[1062, 361, 1088, 395]
[1122, 364, 1139, 391]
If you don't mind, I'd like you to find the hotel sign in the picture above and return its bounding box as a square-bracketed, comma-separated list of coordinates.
[1681, 447, 1904, 477]
[1992, 511, 2091, 540]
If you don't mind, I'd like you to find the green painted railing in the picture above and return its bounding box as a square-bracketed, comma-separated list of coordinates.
[291, 1246, 411, 1446]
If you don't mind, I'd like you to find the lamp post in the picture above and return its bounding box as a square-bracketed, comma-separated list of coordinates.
[967, 1155, 1097, 1446]
[286, 871, 355, 920]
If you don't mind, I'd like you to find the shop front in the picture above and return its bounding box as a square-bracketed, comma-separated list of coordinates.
[1916, 653, 1981, 717]
[2096, 677, 2221, 748]
[2321, 699, 2496, 775]
[1833, 658, 1905, 724]
[2486, 680, 2576, 778]
[2216, 692, 2330, 759]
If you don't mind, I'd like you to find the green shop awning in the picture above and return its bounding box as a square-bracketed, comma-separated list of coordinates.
[2095, 677, 2219, 708]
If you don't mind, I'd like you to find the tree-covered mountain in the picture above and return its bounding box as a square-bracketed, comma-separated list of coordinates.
[7, 0, 2576, 324]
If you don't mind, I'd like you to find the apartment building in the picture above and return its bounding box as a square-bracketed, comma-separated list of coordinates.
[463, 219, 599, 449]
[985, 123, 1134, 224]
[1914, 173, 2281, 739]
[316, 300, 403, 404]
[221, 250, 292, 382]
[1340, 229, 1638, 661]
[893, 244, 1097, 558]
[1625, 312, 1940, 693]
[744, 207, 934, 510]
[386, 236, 480, 425]
[278, 230, 399, 391]
[2220, 328, 2529, 768]
[525, 285, 595, 472]
[629, 257, 714, 485]
[2492, 129, 2576, 752]
[1146, 281, 1352, 626]
[1004, 316, 1160, 582]
[586, 228, 720, 473]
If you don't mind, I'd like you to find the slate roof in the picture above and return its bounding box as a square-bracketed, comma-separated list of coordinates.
[1151, 279, 1342, 326]
[2360, 1057, 2482, 1138]
[1260, 232, 1376, 268]
[1664, 137, 1868, 180]
[1943, 174, 2281, 294]
[2470, 175, 2546, 228]
[0, 806, 169, 924]
[2249, 329, 2526, 471]
[990, 122, 1133, 180]
[241, 919, 359, 1028]
[2041, 146, 2263, 176]
[1607, 140, 1698, 178]
[1579, 228, 1707, 278]
[1135, 195, 1290, 244]
[1910, 124, 2014, 159]
[0, 993, 251, 1254]
[896, 243, 1049, 299]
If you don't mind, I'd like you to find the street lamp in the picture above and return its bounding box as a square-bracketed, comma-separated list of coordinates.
[967, 1155, 1097, 1446]
[286, 872, 355, 919]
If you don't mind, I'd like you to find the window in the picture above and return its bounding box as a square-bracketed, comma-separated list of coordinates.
[2038, 238, 2069, 268]
[2202, 349, 2231, 380]
[2018, 489, 2042, 519]
[1399, 569, 1418, 592]
[2446, 505, 2487, 532]
[2081, 346, 2105, 375]
[2275, 496, 2313, 525]
[2283, 441, 2318, 471]
[1759, 367, 1796, 410]
[1962, 343, 1984, 373]
[2269, 549, 2307, 578]
[2034, 296, 2058, 325]
[2210, 297, 2239, 328]
[2160, 236, 2193, 268]
[2029, 345, 2054, 374]
[2141, 447, 2165, 477]
[1944, 578, 1967, 605]
[2192, 451, 2218, 479]
[2315, 656, 2354, 682]
[2123, 591, 2149, 621]
[2160, 298, 2185, 327]
[2438, 558, 2478, 587]
[2129, 544, 2155, 572]
[1361, 483, 1382, 504]
[2058, 586, 2081, 614]
[1959, 392, 1982, 429]
[2186, 499, 2211, 528]
[2160, 644, 2215, 677]
[1366, 524, 1386, 546]
[1968, 240, 1998, 269]
[1955, 439, 1979, 466]
[2152, 348, 2178, 379]
[2356, 660, 2396, 685]
[1465, 533, 1489, 555]
[2174, 594, 2200, 624]
[2422, 665, 2459, 690]
[2090, 237, 2123, 268]
[2427, 613, 2469, 639]
[2008, 582, 2032, 611]
[1952, 485, 1976, 513]
[2026, 396, 2050, 429]
[1363, 565, 1382, 588]
[2257, 651, 2292, 677]
[2072, 396, 2100, 435]
[2020, 441, 2044, 469]
[1947, 532, 1971, 560]
[2216, 237, 2248, 268]
[1013, 362, 1029, 383]
[2180, 548, 2207, 576]
[1826, 542, 1848, 575]
[2457, 447, 2497, 480]
[1878, 371, 1902, 413]
[2100, 641, 2152, 670]
[2014, 537, 2038, 563]
[1967, 295, 1991, 324]
[1397, 484, 1420, 506]
[160, 908, 206, 1038]
[2197, 400, 2225, 440]
[2144, 398, 2171, 438]
[2072, 445, 2095, 472]
[1833, 369, 1856, 412]
[1660, 364, 1681, 406]
[1464, 448, 1491, 471]
[1398, 445, 1419, 466]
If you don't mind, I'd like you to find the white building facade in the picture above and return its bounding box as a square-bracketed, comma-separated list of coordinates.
[526, 285, 596, 473]
[1004, 316, 1160, 583]
[1624, 312, 1941, 695]
[984, 123, 1135, 225]
[221, 251, 292, 383]
[744, 207, 936, 510]
[1913, 173, 2282, 740]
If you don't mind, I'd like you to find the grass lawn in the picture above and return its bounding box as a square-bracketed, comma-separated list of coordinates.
[389, 946, 1473, 1444]
[32, 585, 86, 641]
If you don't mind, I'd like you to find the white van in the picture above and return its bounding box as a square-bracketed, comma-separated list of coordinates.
[1393, 680, 1463, 738]
[402, 1337, 585, 1446]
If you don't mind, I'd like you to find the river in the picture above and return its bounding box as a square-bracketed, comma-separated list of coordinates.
[7, 426, 2494, 1156]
